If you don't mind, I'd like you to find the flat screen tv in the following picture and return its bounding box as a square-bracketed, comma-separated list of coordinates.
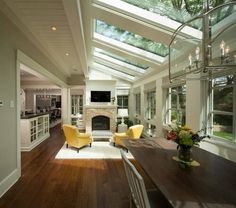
[91, 91, 111, 102]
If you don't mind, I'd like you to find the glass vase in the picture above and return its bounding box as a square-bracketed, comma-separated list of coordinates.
[178, 145, 192, 162]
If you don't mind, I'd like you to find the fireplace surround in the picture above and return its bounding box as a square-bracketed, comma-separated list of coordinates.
[84, 105, 117, 133]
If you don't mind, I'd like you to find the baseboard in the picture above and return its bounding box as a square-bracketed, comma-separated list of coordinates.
[21, 133, 50, 152]
[0, 168, 20, 198]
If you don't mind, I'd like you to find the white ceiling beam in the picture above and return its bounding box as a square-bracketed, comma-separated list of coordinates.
[62, 0, 88, 77]
[92, 39, 162, 69]
[91, 2, 172, 45]
[93, 57, 143, 77]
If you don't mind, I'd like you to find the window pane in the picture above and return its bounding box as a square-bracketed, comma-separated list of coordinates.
[213, 75, 234, 87]
[213, 86, 233, 112]
[171, 109, 177, 123]
[117, 98, 122, 106]
[171, 93, 177, 108]
[213, 114, 233, 141]
[179, 94, 186, 109]
[178, 110, 186, 126]
[96, 20, 168, 56]
[123, 98, 128, 107]
[94, 48, 149, 69]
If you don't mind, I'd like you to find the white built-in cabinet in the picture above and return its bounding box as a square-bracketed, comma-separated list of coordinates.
[21, 114, 50, 151]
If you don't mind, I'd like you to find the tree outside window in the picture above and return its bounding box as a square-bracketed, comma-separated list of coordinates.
[145, 91, 156, 119]
[71, 95, 83, 115]
[165, 85, 186, 126]
[135, 93, 141, 115]
[117, 95, 129, 110]
[209, 74, 235, 142]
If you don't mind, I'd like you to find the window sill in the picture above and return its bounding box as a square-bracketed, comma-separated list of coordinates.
[203, 137, 236, 151]
[162, 124, 171, 131]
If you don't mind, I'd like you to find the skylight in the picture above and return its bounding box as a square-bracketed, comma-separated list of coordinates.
[94, 48, 149, 69]
[121, 0, 203, 24]
[94, 62, 135, 81]
[95, 20, 168, 57]
[121, 0, 235, 26]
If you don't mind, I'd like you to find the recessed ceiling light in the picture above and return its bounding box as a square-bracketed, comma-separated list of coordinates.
[65, 53, 69, 56]
[51, 26, 57, 31]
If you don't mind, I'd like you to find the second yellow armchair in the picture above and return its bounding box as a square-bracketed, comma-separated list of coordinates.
[112, 124, 144, 148]
[62, 124, 93, 152]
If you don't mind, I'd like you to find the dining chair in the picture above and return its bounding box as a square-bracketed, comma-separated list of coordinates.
[120, 149, 171, 208]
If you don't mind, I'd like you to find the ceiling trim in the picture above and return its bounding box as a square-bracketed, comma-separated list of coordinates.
[17, 50, 68, 88]
[62, 0, 89, 77]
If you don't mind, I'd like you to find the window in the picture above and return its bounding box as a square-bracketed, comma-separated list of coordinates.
[135, 93, 141, 115]
[94, 48, 149, 70]
[165, 85, 186, 126]
[117, 95, 129, 110]
[95, 20, 168, 57]
[121, 0, 234, 26]
[71, 95, 83, 115]
[145, 91, 156, 119]
[146, 123, 156, 137]
[134, 118, 141, 125]
[208, 74, 235, 142]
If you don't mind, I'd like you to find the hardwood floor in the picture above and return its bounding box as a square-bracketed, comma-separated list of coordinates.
[0, 125, 131, 208]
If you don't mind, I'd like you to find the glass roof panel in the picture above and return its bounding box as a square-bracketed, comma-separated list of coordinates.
[94, 48, 149, 70]
[121, 0, 203, 23]
[94, 62, 136, 80]
[120, 0, 233, 26]
[95, 20, 168, 57]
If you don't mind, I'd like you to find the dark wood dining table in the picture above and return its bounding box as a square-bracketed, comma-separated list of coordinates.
[124, 138, 236, 208]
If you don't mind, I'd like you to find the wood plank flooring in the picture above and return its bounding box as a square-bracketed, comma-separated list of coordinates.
[0, 124, 131, 208]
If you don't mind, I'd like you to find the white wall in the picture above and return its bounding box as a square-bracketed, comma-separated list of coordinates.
[0, 10, 67, 197]
[85, 80, 116, 105]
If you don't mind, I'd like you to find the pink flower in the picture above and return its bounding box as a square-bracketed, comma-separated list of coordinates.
[167, 131, 177, 141]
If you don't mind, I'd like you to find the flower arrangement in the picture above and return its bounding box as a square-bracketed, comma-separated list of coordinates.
[166, 123, 209, 149]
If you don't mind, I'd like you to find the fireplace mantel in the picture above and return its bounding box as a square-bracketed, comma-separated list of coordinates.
[84, 105, 117, 109]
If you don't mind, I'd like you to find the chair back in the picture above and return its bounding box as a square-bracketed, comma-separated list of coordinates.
[127, 125, 144, 139]
[62, 124, 78, 143]
[120, 150, 150, 208]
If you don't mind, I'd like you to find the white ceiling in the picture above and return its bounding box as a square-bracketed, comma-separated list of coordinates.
[1, 0, 203, 84]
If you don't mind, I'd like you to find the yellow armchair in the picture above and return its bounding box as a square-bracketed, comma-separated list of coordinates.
[112, 124, 144, 147]
[62, 124, 93, 152]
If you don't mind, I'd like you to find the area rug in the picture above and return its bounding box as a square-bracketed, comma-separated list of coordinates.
[55, 141, 133, 159]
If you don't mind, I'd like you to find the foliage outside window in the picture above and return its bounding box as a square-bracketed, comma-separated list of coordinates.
[165, 85, 186, 126]
[146, 123, 156, 137]
[134, 118, 141, 125]
[117, 95, 129, 110]
[145, 91, 156, 119]
[71, 95, 83, 115]
[121, 0, 233, 25]
[95, 20, 168, 57]
[208, 74, 235, 142]
[135, 93, 141, 115]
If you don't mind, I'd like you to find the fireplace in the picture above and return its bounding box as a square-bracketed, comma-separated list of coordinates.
[92, 116, 110, 130]
[84, 105, 117, 133]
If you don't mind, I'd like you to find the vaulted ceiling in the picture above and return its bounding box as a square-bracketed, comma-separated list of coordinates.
[0, 0, 206, 84]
